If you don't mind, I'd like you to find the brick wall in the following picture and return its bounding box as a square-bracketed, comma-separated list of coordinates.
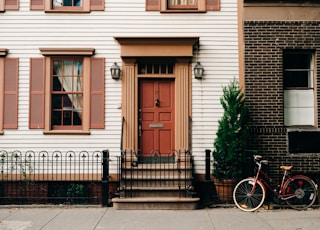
[244, 21, 320, 178]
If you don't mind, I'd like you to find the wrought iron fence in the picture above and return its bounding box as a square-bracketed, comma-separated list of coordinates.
[116, 149, 195, 198]
[0, 150, 105, 205]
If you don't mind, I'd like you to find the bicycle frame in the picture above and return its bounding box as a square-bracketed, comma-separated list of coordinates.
[253, 161, 299, 200]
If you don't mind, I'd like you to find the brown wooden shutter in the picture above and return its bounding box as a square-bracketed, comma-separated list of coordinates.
[29, 58, 45, 129]
[90, 58, 105, 129]
[30, 0, 44, 10]
[206, 0, 220, 11]
[90, 0, 104, 11]
[3, 58, 18, 129]
[146, 0, 160, 11]
[5, 0, 19, 10]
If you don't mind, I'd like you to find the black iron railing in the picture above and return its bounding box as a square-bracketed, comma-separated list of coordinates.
[0, 150, 106, 205]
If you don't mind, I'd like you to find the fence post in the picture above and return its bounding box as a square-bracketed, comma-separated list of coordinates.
[203, 149, 213, 206]
[102, 150, 109, 207]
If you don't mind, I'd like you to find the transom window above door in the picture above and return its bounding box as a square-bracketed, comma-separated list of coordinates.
[138, 63, 174, 75]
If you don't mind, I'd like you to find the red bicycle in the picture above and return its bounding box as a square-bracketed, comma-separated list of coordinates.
[233, 155, 318, 211]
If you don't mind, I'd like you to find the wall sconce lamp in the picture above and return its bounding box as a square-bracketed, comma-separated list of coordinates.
[194, 62, 204, 79]
[110, 62, 121, 80]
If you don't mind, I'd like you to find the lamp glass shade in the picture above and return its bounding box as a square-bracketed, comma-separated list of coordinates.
[111, 62, 121, 80]
[194, 62, 204, 79]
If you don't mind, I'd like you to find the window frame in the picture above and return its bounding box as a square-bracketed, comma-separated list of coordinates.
[283, 50, 316, 127]
[45, 0, 90, 13]
[40, 48, 95, 134]
[160, 0, 206, 12]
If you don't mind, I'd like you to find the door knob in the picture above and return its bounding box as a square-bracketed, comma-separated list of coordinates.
[155, 99, 160, 107]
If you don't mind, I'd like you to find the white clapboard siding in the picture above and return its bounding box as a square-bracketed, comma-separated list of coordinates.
[0, 0, 239, 174]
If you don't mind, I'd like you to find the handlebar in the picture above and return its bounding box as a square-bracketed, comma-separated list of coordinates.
[253, 155, 268, 165]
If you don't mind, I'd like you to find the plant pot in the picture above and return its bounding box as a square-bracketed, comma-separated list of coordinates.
[213, 178, 236, 203]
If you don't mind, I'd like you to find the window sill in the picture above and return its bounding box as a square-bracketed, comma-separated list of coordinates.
[44, 130, 91, 135]
[45, 10, 90, 14]
[160, 10, 206, 13]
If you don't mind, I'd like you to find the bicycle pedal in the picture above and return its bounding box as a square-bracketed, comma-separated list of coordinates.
[241, 204, 248, 209]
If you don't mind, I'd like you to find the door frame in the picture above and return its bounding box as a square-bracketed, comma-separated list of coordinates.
[115, 37, 198, 152]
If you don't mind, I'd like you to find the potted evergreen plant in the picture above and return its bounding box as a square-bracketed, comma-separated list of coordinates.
[213, 79, 250, 202]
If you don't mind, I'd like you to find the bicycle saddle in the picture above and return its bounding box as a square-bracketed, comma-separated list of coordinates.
[280, 166, 293, 171]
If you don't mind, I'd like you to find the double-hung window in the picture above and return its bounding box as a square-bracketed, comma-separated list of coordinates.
[146, 0, 220, 12]
[53, 0, 82, 8]
[283, 50, 315, 126]
[30, 0, 104, 12]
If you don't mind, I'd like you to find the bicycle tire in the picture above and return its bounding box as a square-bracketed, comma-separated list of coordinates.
[233, 178, 266, 212]
[284, 175, 317, 210]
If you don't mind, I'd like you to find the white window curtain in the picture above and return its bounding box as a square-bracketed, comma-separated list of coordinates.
[168, 0, 198, 5]
[53, 60, 83, 119]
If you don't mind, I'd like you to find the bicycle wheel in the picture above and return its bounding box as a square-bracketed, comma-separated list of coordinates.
[284, 175, 317, 210]
[233, 178, 266, 212]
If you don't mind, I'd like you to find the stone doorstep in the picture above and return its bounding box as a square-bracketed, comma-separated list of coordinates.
[112, 197, 200, 210]
[119, 186, 195, 198]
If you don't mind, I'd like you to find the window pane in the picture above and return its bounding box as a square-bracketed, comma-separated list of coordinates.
[154, 64, 159, 74]
[53, 0, 63, 6]
[52, 95, 62, 109]
[52, 111, 62, 126]
[74, 0, 81, 6]
[53, 76, 62, 91]
[284, 71, 309, 88]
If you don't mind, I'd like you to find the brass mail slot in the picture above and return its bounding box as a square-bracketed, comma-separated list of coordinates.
[149, 123, 164, 128]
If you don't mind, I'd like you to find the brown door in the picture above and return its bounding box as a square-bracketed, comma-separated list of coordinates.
[139, 79, 175, 156]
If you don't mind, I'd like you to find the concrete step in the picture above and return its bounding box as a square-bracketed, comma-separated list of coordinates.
[121, 179, 192, 187]
[119, 186, 195, 198]
[112, 197, 200, 210]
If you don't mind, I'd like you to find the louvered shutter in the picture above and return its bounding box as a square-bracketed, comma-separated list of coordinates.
[90, 0, 104, 11]
[30, 0, 44, 10]
[3, 58, 18, 129]
[29, 58, 45, 129]
[90, 58, 105, 129]
[146, 0, 160, 11]
[5, 0, 19, 10]
[206, 0, 220, 11]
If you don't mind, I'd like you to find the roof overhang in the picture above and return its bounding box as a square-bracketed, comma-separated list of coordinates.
[114, 37, 199, 58]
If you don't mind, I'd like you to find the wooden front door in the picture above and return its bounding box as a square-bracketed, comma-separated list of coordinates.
[139, 79, 175, 156]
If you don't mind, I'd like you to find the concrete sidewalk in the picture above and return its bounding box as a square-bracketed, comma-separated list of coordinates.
[0, 206, 319, 230]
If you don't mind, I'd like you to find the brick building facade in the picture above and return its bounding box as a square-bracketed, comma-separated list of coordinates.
[243, 9, 320, 182]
